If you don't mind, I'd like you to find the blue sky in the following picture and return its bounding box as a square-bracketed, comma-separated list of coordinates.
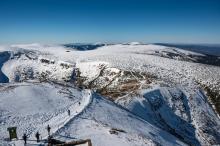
[0, 0, 220, 44]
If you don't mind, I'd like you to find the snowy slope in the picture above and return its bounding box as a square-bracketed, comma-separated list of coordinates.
[1, 50, 75, 82]
[0, 82, 90, 146]
[118, 87, 220, 145]
[0, 43, 220, 146]
[54, 93, 187, 146]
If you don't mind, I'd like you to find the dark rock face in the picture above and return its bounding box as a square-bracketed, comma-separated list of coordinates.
[0, 51, 10, 83]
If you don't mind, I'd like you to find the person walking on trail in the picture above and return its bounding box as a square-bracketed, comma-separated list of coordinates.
[47, 125, 51, 136]
[22, 133, 27, 145]
[68, 109, 70, 116]
[35, 131, 40, 142]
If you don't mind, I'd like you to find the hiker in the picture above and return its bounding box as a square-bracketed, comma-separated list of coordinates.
[35, 131, 40, 142]
[22, 133, 27, 145]
[68, 109, 70, 116]
[78, 101, 81, 105]
[47, 125, 51, 136]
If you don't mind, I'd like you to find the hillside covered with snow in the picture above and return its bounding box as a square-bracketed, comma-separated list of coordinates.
[0, 43, 220, 146]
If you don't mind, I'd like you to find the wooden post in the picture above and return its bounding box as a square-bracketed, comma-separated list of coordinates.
[56, 139, 92, 146]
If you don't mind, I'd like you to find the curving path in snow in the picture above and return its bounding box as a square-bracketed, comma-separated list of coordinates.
[35, 89, 92, 138]
[14, 89, 92, 146]
[0, 83, 92, 146]
[54, 93, 188, 146]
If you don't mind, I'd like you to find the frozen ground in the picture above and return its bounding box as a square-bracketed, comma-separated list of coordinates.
[54, 93, 187, 146]
[0, 43, 220, 145]
[0, 82, 91, 146]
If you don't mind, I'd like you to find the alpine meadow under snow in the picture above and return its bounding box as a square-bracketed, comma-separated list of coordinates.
[0, 43, 220, 146]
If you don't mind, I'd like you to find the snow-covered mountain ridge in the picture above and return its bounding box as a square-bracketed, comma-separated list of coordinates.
[0, 43, 220, 146]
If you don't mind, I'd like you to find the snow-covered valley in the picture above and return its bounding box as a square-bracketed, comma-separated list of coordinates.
[0, 43, 220, 146]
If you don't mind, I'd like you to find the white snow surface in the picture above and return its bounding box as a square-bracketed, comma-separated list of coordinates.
[0, 43, 220, 145]
[0, 82, 91, 146]
[54, 93, 187, 146]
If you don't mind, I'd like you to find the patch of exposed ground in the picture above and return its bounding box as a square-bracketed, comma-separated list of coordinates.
[76, 68, 156, 101]
[201, 84, 220, 116]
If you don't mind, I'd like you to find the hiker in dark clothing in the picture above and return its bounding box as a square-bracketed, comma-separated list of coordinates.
[78, 101, 81, 105]
[22, 133, 27, 145]
[68, 109, 70, 116]
[35, 132, 40, 142]
[47, 125, 51, 136]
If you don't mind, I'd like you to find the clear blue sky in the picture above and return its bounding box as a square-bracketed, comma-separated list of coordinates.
[0, 0, 220, 44]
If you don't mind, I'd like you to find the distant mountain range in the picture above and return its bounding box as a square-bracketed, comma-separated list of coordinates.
[155, 43, 220, 56]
